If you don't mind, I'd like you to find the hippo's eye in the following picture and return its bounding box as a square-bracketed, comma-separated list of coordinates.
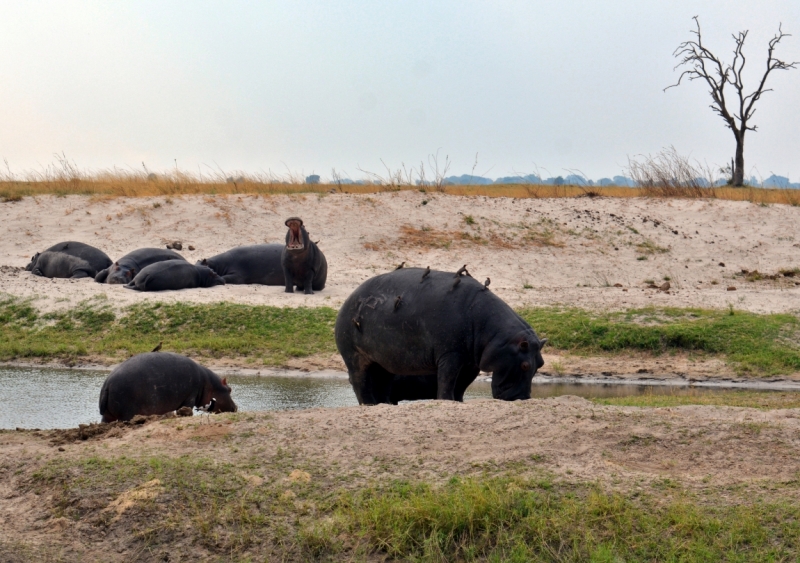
[521, 361, 531, 371]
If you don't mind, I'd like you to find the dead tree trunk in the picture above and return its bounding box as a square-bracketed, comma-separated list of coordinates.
[665, 17, 797, 186]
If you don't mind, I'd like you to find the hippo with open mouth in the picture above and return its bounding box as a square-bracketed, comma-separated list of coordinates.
[335, 267, 546, 404]
[282, 217, 327, 294]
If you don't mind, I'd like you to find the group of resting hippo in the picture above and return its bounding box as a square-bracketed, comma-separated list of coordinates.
[25, 218, 547, 421]
[24, 217, 327, 294]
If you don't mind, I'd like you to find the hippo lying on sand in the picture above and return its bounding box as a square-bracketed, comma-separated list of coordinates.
[198, 244, 284, 285]
[95, 248, 186, 284]
[28, 251, 96, 279]
[282, 217, 327, 294]
[26, 241, 112, 277]
[335, 267, 546, 404]
[125, 261, 225, 291]
[99, 352, 237, 422]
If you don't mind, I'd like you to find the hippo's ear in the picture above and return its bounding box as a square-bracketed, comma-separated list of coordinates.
[221, 377, 229, 388]
[519, 340, 529, 352]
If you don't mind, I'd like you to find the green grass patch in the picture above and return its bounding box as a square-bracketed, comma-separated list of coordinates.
[0, 297, 337, 364]
[342, 477, 800, 562]
[29, 455, 800, 561]
[2, 298, 799, 375]
[592, 389, 800, 409]
[521, 306, 800, 375]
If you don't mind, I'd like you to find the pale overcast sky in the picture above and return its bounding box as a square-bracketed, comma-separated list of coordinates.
[1, 1, 798, 181]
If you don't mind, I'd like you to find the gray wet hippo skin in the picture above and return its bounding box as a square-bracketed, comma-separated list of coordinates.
[28, 251, 96, 279]
[282, 217, 327, 294]
[198, 244, 285, 285]
[95, 248, 186, 284]
[25, 241, 112, 276]
[99, 352, 237, 422]
[125, 261, 225, 291]
[335, 267, 546, 404]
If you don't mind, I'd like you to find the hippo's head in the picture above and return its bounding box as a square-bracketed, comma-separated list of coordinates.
[25, 252, 40, 271]
[107, 262, 135, 284]
[199, 265, 226, 288]
[284, 217, 307, 252]
[482, 331, 546, 401]
[211, 376, 237, 413]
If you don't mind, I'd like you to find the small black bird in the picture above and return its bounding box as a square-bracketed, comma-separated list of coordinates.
[394, 295, 403, 310]
[151, 341, 162, 353]
[455, 264, 469, 277]
[421, 266, 430, 281]
[195, 398, 216, 423]
[395, 261, 405, 270]
[483, 278, 491, 290]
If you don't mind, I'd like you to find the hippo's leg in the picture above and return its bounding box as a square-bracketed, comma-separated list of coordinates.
[454, 366, 480, 402]
[302, 270, 314, 295]
[349, 363, 393, 405]
[32, 268, 44, 277]
[436, 353, 467, 401]
[283, 266, 294, 293]
[101, 412, 118, 423]
[71, 270, 92, 279]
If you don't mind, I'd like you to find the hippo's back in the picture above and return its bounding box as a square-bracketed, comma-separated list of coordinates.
[100, 353, 205, 421]
[203, 244, 284, 285]
[44, 241, 112, 272]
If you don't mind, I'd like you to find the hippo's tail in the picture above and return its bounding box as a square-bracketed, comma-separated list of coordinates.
[123, 282, 140, 291]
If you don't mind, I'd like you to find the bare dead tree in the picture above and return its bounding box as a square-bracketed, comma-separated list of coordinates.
[665, 17, 797, 186]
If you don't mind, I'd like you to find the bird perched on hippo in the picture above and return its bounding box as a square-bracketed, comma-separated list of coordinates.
[94, 247, 186, 284]
[99, 352, 237, 422]
[335, 267, 546, 404]
[198, 244, 285, 285]
[124, 261, 225, 291]
[26, 241, 112, 278]
[282, 217, 327, 294]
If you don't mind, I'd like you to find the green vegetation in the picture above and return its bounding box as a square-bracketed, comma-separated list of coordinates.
[28, 454, 800, 561]
[520, 306, 800, 375]
[0, 297, 337, 365]
[2, 298, 799, 375]
[592, 389, 800, 409]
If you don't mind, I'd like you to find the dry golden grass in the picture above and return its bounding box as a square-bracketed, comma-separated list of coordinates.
[1, 176, 800, 205]
[364, 222, 563, 252]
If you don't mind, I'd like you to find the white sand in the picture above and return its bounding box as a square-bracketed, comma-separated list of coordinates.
[1, 192, 798, 314]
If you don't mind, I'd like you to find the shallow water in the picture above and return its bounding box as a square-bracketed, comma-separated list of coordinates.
[0, 366, 790, 429]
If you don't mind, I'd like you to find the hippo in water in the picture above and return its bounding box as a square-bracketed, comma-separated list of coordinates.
[335, 267, 546, 404]
[95, 248, 186, 284]
[25, 241, 112, 276]
[99, 352, 237, 422]
[198, 244, 285, 285]
[28, 251, 96, 279]
[124, 261, 226, 291]
[282, 217, 327, 294]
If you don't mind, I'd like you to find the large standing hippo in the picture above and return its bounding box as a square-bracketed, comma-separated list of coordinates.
[28, 251, 96, 279]
[25, 241, 112, 276]
[99, 352, 237, 422]
[335, 267, 546, 404]
[198, 244, 285, 285]
[124, 261, 226, 291]
[95, 248, 186, 284]
[282, 217, 327, 294]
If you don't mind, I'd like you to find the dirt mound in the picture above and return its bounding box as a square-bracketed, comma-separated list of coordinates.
[48, 413, 176, 445]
